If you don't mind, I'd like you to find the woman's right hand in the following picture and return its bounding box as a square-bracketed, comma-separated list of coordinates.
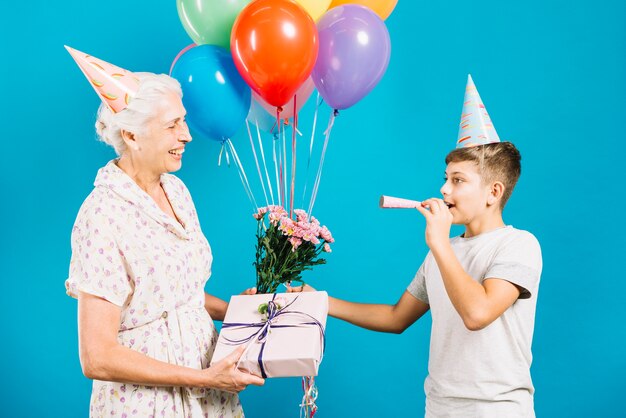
[202, 346, 265, 393]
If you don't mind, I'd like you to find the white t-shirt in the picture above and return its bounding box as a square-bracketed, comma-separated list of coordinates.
[407, 226, 542, 418]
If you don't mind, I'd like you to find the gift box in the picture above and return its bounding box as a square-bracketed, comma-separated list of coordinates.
[210, 291, 328, 378]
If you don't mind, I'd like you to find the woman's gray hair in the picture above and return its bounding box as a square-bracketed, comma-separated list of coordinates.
[95, 73, 183, 155]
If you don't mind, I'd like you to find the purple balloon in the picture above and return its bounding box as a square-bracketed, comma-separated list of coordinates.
[312, 5, 391, 110]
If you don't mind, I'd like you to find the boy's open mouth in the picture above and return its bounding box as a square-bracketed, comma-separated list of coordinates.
[445, 202, 454, 208]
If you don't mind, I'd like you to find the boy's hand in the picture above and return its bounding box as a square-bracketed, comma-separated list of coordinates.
[416, 198, 453, 249]
[240, 287, 257, 295]
[285, 283, 316, 293]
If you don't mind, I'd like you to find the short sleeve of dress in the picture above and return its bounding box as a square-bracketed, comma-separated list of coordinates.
[407, 258, 429, 304]
[65, 205, 132, 307]
[484, 231, 542, 299]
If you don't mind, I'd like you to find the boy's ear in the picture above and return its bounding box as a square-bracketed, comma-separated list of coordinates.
[487, 181, 505, 206]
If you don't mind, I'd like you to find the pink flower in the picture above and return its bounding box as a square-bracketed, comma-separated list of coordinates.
[320, 226, 334, 243]
[268, 205, 288, 217]
[294, 209, 308, 223]
[269, 212, 282, 225]
[289, 237, 302, 251]
[323, 243, 332, 253]
[279, 217, 296, 235]
[299, 219, 320, 237]
[253, 207, 269, 220]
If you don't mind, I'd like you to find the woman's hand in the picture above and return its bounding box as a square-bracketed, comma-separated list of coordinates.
[201, 346, 265, 393]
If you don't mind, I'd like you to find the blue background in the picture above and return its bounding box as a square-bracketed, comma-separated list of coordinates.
[2, 0, 624, 416]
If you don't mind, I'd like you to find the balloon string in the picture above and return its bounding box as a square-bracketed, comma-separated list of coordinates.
[255, 118, 275, 205]
[217, 141, 231, 167]
[301, 94, 322, 208]
[276, 107, 285, 207]
[246, 120, 269, 207]
[308, 110, 337, 216]
[226, 139, 258, 211]
[300, 376, 319, 418]
[282, 122, 288, 210]
[169, 43, 196, 76]
[289, 95, 297, 218]
[272, 132, 280, 208]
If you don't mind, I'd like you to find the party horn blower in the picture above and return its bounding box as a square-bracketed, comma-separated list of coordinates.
[379, 195, 421, 209]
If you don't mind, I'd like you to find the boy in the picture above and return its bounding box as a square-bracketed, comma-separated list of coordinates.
[294, 75, 542, 417]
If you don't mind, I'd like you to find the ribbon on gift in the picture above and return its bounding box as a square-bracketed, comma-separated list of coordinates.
[221, 294, 326, 379]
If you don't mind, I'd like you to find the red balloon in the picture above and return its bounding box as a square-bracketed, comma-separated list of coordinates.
[231, 0, 318, 108]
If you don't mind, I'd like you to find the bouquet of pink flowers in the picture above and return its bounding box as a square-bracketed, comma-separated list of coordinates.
[252, 205, 334, 294]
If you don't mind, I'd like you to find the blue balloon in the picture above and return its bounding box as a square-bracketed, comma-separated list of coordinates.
[171, 45, 251, 142]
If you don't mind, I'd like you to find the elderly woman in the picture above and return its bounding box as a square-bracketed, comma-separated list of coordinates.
[65, 56, 263, 417]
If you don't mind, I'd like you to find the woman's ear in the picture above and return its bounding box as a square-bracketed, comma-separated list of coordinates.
[121, 129, 139, 151]
[487, 181, 505, 206]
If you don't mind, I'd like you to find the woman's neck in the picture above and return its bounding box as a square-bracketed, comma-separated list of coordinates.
[116, 155, 162, 197]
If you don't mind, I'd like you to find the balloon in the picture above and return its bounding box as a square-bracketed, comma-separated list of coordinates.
[168, 43, 196, 76]
[312, 5, 391, 110]
[253, 77, 316, 120]
[247, 98, 277, 133]
[328, 0, 397, 20]
[176, 0, 250, 48]
[231, 0, 318, 108]
[171, 45, 251, 142]
[294, 0, 332, 21]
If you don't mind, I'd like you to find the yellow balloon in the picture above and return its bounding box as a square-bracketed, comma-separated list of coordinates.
[329, 0, 398, 20]
[294, 0, 332, 21]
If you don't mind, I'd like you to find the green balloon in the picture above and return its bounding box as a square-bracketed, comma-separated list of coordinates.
[177, 0, 251, 48]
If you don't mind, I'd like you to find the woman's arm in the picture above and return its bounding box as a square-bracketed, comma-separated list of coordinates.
[204, 288, 257, 321]
[78, 291, 264, 392]
[204, 293, 228, 321]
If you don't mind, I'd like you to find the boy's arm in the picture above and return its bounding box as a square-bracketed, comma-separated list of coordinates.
[417, 198, 520, 331]
[289, 285, 429, 334]
[430, 244, 520, 330]
[329, 291, 429, 334]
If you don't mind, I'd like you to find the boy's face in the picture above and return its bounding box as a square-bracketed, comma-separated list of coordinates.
[440, 161, 493, 224]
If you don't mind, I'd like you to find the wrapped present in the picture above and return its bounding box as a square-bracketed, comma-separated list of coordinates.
[210, 291, 328, 378]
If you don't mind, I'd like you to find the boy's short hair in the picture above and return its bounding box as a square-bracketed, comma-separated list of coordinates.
[445, 142, 521, 209]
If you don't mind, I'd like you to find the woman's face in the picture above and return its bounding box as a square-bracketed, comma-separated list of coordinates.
[128, 91, 192, 175]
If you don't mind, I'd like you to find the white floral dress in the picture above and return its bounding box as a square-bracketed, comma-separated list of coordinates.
[66, 160, 243, 418]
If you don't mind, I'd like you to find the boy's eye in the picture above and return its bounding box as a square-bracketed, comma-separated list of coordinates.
[453, 178, 464, 184]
